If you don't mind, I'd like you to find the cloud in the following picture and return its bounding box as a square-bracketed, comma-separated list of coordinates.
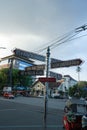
[0, 0, 87, 80]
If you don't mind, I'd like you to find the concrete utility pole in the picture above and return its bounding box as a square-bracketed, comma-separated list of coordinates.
[44, 46, 50, 128]
[76, 66, 81, 83]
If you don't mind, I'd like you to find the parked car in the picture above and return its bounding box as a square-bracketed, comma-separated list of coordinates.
[3, 92, 14, 99]
[51, 93, 61, 98]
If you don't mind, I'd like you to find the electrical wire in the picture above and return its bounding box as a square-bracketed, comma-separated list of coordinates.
[34, 24, 87, 54]
[50, 32, 80, 49]
[35, 30, 74, 53]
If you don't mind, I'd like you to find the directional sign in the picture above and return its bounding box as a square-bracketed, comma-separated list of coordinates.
[51, 59, 83, 68]
[19, 70, 44, 76]
[25, 64, 45, 71]
[39, 77, 56, 82]
[25, 59, 83, 71]
[13, 48, 61, 63]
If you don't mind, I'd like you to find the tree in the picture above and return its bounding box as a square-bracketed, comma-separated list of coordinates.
[0, 68, 9, 89]
[0, 68, 33, 90]
[69, 81, 87, 98]
[18, 73, 33, 87]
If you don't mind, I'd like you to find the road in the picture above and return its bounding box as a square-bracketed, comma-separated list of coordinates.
[0, 96, 66, 110]
[0, 97, 65, 130]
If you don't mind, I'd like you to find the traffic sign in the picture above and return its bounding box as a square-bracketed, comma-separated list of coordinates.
[25, 64, 45, 71]
[19, 70, 44, 76]
[13, 48, 61, 62]
[51, 59, 83, 68]
[39, 77, 56, 82]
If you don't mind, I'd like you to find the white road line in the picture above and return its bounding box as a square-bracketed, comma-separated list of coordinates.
[0, 109, 16, 111]
[0, 125, 63, 128]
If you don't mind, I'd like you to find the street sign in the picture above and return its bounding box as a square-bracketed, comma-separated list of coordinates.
[51, 59, 83, 68]
[13, 48, 61, 62]
[19, 70, 44, 76]
[25, 64, 45, 71]
[39, 77, 56, 82]
[25, 59, 83, 71]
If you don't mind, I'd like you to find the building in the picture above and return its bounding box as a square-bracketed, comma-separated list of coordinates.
[31, 79, 61, 97]
[58, 75, 77, 92]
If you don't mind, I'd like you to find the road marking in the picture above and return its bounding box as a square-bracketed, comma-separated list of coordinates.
[0, 109, 16, 111]
[0, 125, 63, 128]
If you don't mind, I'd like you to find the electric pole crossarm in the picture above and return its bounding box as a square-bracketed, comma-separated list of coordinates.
[75, 24, 87, 32]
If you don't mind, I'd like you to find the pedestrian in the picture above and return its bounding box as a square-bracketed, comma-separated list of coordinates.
[65, 99, 72, 108]
[64, 99, 72, 113]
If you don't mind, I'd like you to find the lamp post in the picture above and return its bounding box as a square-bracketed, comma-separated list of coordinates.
[0, 47, 6, 61]
[0, 47, 6, 49]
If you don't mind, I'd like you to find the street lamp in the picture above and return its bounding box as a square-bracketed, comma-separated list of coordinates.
[0, 47, 6, 61]
[0, 47, 6, 49]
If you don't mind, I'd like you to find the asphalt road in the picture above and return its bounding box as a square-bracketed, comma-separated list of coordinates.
[0, 97, 64, 130]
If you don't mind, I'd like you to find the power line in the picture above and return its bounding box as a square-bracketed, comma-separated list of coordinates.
[50, 32, 80, 49]
[34, 24, 87, 54]
[35, 30, 74, 53]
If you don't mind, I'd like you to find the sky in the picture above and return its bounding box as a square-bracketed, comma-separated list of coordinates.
[0, 0, 87, 81]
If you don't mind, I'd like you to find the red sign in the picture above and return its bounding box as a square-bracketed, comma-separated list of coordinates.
[39, 77, 56, 82]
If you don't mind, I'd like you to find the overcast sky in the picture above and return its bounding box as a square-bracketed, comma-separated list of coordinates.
[0, 0, 87, 81]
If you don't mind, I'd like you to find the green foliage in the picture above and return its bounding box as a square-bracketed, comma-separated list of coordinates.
[18, 73, 33, 87]
[0, 68, 8, 89]
[69, 81, 87, 98]
[0, 68, 33, 90]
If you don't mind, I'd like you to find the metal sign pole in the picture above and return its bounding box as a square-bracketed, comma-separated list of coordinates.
[44, 47, 50, 128]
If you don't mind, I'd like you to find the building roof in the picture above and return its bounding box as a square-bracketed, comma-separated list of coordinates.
[64, 75, 77, 82]
[32, 80, 61, 89]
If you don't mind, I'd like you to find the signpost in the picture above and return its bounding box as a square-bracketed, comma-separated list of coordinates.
[1, 47, 84, 130]
[44, 47, 50, 128]
[51, 58, 83, 68]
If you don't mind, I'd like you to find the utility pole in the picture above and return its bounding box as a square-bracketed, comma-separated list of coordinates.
[76, 66, 81, 84]
[44, 46, 50, 128]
